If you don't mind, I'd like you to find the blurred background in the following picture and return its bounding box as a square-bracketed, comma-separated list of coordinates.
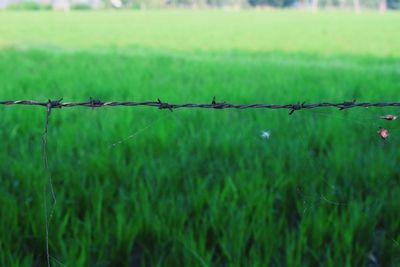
[0, 0, 399, 11]
[0, 3, 400, 267]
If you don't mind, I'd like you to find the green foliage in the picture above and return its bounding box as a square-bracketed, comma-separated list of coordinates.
[248, 0, 295, 7]
[131, 2, 142, 8]
[0, 11, 400, 266]
[71, 3, 93, 9]
[6, 1, 51, 10]
[388, 0, 400, 8]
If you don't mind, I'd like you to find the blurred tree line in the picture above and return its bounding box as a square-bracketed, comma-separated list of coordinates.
[98, 0, 399, 10]
[247, 0, 398, 8]
[0, 0, 398, 10]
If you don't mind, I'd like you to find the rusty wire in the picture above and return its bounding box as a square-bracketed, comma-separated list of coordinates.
[1, 98, 400, 114]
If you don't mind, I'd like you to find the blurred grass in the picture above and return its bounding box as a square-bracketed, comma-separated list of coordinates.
[1, 11, 400, 56]
[0, 11, 400, 267]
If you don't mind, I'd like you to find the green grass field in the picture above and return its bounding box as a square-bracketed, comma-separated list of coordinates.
[0, 11, 400, 267]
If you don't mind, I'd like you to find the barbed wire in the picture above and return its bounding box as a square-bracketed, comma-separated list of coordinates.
[1, 98, 400, 115]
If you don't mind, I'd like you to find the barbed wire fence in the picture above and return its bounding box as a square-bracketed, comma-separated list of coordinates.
[3, 97, 399, 267]
[2, 98, 400, 113]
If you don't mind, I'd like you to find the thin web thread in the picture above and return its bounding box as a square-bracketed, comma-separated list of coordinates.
[42, 102, 57, 267]
[108, 112, 173, 149]
[39, 104, 173, 267]
[295, 107, 400, 214]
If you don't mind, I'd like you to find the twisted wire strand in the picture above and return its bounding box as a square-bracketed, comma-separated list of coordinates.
[1, 98, 400, 114]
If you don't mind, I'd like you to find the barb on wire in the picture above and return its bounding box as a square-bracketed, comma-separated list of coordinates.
[45, 98, 63, 115]
[1, 98, 400, 112]
[157, 98, 174, 112]
[211, 96, 226, 109]
[338, 99, 357, 110]
[289, 102, 306, 115]
[88, 97, 104, 108]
